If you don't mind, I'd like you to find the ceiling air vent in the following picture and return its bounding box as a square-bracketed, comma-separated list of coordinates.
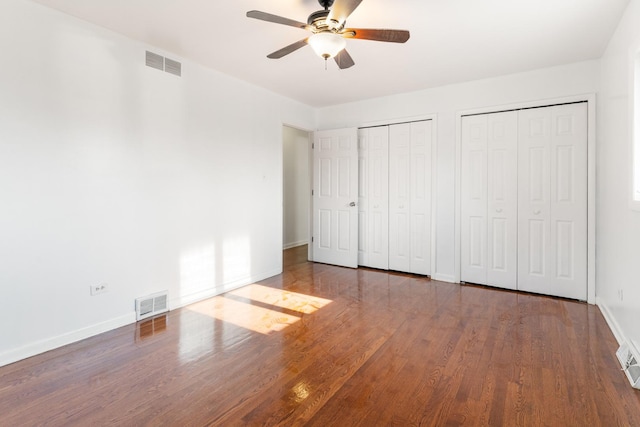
[135, 291, 169, 321]
[145, 50, 182, 77]
[616, 342, 640, 389]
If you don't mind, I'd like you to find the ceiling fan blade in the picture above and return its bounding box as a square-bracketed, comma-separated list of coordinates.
[327, 0, 364, 25]
[342, 28, 410, 43]
[334, 49, 355, 69]
[247, 10, 310, 30]
[267, 38, 309, 59]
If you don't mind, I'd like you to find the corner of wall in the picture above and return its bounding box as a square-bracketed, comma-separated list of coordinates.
[597, 296, 625, 345]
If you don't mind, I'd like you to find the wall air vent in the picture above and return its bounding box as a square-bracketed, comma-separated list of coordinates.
[135, 291, 169, 321]
[164, 58, 182, 77]
[145, 51, 182, 77]
[616, 341, 640, 389]
[145, 51, 164, 71]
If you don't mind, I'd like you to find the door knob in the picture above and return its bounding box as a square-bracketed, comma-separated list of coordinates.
[534, 209, 541, 215]
[349, 201, 356, 207]
[496, 208, 503, 213]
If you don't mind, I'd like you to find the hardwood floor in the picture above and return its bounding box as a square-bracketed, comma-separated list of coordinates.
[1, 245, 639, 426]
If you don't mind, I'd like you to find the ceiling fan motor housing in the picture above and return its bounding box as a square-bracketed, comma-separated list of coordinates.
[308, 9, 342, 32]
[312, 0, 341, 31]
[308, 10, 329, 26]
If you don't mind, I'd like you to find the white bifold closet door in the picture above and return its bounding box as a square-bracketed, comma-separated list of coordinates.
[389, 121, 432, 275]
[517, 103, 587, 300]
[358, 126, 389, 270]
[461, 111, 518, 289]
[461, 103, 587, 300]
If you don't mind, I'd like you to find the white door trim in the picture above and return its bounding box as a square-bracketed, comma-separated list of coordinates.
[454, 94, 596, 304]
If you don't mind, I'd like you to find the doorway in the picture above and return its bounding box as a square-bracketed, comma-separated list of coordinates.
[283, 125, 311, 250]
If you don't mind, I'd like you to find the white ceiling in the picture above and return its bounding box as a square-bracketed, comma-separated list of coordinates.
[30, 0, 629, 108]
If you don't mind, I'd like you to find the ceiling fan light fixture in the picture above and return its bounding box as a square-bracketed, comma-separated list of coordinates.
[308, 32, 346, 59]
[247, 0, 410, 70]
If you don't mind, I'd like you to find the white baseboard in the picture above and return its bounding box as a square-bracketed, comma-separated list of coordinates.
[0, 313, 135, 368]
[1, 268, 284, 368]
[431, 273, 456, 283]
[597, 297, 625, 345]
[283, 240, 308, 250]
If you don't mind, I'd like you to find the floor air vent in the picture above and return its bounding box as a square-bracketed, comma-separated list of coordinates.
[616, 342, 640, 389]
[136, 291, 169, 321]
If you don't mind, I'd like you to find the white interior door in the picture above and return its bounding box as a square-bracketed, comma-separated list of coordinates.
[461, 115, 489, 284]
[358, 126, 389, 269]
[389, 123, 412, 272]
[312, 128, 359, 268]
[518, 103, 587, 300]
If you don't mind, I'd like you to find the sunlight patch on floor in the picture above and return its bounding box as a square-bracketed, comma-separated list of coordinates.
[186, 285, 333, 335]
[188, 295, 300, 335]
[228, 284, 332, 315]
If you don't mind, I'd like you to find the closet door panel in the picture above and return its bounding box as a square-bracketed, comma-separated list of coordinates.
[389, 123, 411, 272]
[357, 131, 369, 266]
[461, 115, 488, 284]
[549, 103, 587, 299]
[518, 108, 552, 292]
[518, 103, 587, 300]
[357, 127, 389, 269]
[410, 121, 432, 275]
[367, 126, 390, 269]
[486, 112, 518, 289]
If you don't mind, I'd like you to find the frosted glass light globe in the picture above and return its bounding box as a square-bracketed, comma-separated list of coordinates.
[308, 32, 346, 59]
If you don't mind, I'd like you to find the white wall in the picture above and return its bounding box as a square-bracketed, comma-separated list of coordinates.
[597, 0, 640, 353]
[317, 60, 600, 282]
[0, 0, 315, 366]
[282, 126, 310, 249]
[3, 0, 631, 369]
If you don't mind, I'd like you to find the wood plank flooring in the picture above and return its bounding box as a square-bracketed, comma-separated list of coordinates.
[1, 245, 639, 426]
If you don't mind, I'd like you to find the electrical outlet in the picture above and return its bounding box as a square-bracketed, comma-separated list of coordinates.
[90, 283, 108, 296]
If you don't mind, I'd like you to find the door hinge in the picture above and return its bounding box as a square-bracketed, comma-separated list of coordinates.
[312, 142, 315, 149]
[312, 189, 314, 196]
[311, 236, 314, 242]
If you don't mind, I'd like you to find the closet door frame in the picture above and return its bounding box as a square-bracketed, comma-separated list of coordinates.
[360, 114, 438, 278]
[454, 94, 596, 304]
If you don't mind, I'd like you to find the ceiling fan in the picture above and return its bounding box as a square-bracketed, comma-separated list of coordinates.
[246, 0, 410, 69]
